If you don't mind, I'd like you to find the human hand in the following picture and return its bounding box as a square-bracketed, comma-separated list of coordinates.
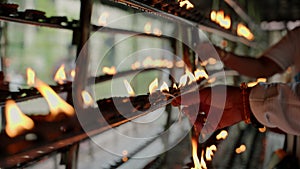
[172, 85, 249, 133]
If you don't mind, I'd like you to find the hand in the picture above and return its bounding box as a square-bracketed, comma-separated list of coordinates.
[172, 85, 249, 133]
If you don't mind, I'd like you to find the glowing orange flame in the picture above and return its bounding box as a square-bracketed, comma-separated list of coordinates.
[131, 61, 141, 70]
[216, 130, 228, 140]
[54, 64, 67, 85]
[191, 138, 201, 169]
[235, 144, 246, 154]
[178, 74, 188, 88]
[173, 83, 178, 89]
[26, 68, 36, 86]
[81, 90, 94, 107]
[208, 77, 216, 84]
[208, 58, 217, 65]
[216, 10, 224, 24]
[194, 69, 208, 80]
[175, 60, 185, 67]
[70, 69, 76, 80]
[149, 78, 158, 94]
[210, 10, 216, 22]
[98, 12, 109, 26]
[160, 82, 169, 92]
[5, 99, 34, 138]
[123, 79, 135, 96]
[222, 15, 231, 29]
[179, 0, 194, 9]
[153, 28, 162, 36]
[205, 145, 217, 161]
[35, 79, 74, 120]
[259, 126, 266, 133]
[186, 71, 196, 85]
[211, 10, 231, 29]
[200, 150, 207, 169]
[247, 78, 267, 87]
[237, 23, 254, 40]
[102, 66, 116, 75]
[142, 57, 153, 68]
[144, 22, 152, 34]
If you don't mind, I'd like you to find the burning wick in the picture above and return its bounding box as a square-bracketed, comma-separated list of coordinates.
[5, 99, 34, 138]
[123, 79, 135, 96]
[149, 78, 158, 94]
[81, 90, 94, 107]
[27, 68, 36, 86]
[160, 82, 169, 92]
[35, 79, 74, 121]
[237, 23, 254, 40]
[54, 64, 67, 85]
[102, 66, 116, 75]
[191, 137, 201, 169]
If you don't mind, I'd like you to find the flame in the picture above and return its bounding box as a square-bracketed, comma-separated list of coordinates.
[142, 57, 153, 67]
[191, 138, 201, 169]
[123, 79, 135, 96]
[222, 15, 231, 29]
[98, 12, 109, 26]
[216, 10, 224, 24]
[35, 79, 74, 120]
[81, 90, 94, 107]
[235, 144, 246, 154]
[5, 99, 34, 138]
[131, 61, 141, 70]
[70, 69, 76, 80]
[153, 28, 162, 36]
[200, 60, 208, 66]
[178, 74, 188, 88]
[54, 64, 67, 85]
[175, 60, 185, 67]
[194, 69, 208, 80]
[144, 22, 152, 34]
[26, 68, 36, 86]
[102, 66, 116, 75]
[216, 130, 228, 140]
[259, 126, 266, 133]
[210, 10, 216, 22]
[173, 83, 178, 89]
[186, 71, 196, 84]
[200, 150, 207, 169]
[179, 0, 194, 9]
[205, 145, 217, 161]
[247, 78, 267, 87]
[149, 78, 158, 94]
[160, 82, 169, 92]
[237, 23, 254, 40]
[211, 10, 231, 29]
[208, 77, 216, 84]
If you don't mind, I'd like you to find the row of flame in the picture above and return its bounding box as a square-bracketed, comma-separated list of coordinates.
[98, 1, 255, 41]
[5, 63, 266, 169]
[4, 67, 93, 138]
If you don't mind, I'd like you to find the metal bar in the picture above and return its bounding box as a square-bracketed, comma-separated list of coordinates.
[109, 0, 258, 48]
[88, 67, 173, 85]
[0, 15, 74, 30]
[64, 144, 79, 169]
[91, 25, 173, 40]
[224, 0, 256, 28]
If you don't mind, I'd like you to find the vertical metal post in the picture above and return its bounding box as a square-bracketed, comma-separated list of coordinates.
[74, 0, 93, 110]
[63, 1, 93, 169]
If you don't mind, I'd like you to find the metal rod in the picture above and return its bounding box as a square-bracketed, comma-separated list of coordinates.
[91, 25, 173, 40]
[109, 0, 257, 47]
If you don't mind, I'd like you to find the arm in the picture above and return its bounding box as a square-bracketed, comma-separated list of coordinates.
[172, 83, 300, 135]
[217, 47, 283, 78]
